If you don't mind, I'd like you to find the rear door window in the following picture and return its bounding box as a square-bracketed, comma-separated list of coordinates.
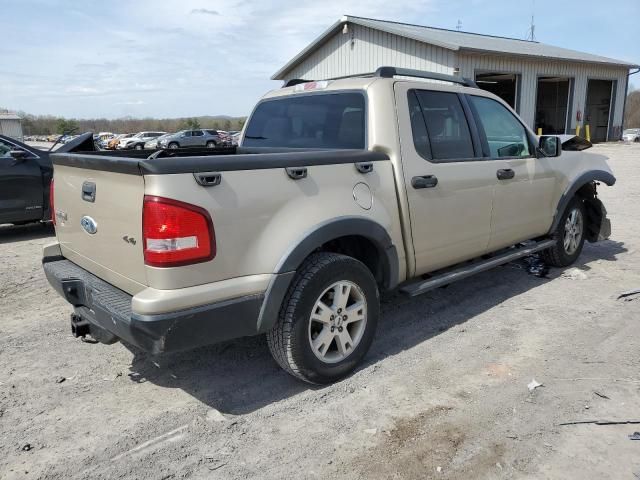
[410, 90, 475, 161]
[244, 92, 365, 149]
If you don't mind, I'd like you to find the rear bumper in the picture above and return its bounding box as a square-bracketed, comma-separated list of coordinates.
[43, 258, 264, 354]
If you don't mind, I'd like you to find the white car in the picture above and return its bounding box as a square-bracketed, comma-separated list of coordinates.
[622, 128, 640, 142]
[118, 131, 167, 150]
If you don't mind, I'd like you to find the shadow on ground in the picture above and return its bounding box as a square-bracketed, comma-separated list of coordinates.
[0, 222, 54, 244]
[125, 240, 627, 415]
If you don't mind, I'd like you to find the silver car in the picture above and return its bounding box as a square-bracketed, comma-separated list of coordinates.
[158, 129, 222, 149]
[622, 128, 640, 142]
[144, 133, 172, 150]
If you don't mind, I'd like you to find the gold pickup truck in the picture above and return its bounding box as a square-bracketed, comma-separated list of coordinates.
[43, 67, 614, 384]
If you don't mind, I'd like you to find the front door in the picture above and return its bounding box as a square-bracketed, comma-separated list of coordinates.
[191, 130, 205, 147]
[466, 94, 558, 250]
[395, 84, 497, 276]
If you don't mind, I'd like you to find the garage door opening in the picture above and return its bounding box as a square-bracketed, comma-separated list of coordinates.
[535, 77, 572, 135]
[475, 73, 519, 110]
[585, 79, 613, 143]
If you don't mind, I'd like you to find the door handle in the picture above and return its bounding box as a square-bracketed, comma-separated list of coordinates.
[411, 175, 438, 189]
[286, 167, 307, 180]
[497, 169, 515, 180]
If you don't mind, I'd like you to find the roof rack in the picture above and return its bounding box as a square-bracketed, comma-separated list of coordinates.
[282, 66, 477, 88]
[374, 67, 478, 88]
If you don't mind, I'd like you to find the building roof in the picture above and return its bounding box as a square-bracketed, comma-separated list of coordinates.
[273, 15, 639, 79]
[0, 113, 21, 121]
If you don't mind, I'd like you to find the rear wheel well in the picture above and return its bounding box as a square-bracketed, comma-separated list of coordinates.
[317, 235, 385, 288]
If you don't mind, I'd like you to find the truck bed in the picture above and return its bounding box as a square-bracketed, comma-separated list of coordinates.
[55, 133, 388, 175]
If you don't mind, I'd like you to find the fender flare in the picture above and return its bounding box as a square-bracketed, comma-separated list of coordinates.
[549, 170, 616, 234]
[256, 217, 400, 333]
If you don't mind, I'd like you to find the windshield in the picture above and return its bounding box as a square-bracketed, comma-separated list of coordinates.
[623, 129, 638, 134]
[243, 92, 366, 149]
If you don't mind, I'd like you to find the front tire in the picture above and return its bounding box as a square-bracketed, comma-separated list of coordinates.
[206, 141, 216, 148]
[135, 144, 144, 150]
[168, 142, 179, 149]
[267, 252, 379, 384]
[541, 197, 586, 267]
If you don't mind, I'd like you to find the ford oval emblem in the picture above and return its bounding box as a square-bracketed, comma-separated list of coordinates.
[80, 216, 98, 235]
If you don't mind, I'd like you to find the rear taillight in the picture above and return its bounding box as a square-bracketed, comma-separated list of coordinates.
[142, 195, 215, 267]
[49, 179, 55, 225]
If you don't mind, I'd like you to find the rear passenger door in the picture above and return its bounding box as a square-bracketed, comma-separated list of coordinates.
[395, 84, 497, 275]
[466, 94, 558, 251]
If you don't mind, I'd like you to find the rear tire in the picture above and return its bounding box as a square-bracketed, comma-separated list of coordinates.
[135, 144, 144, 150]
[540, 197, 586, 267]
[266, 252, 379, 384]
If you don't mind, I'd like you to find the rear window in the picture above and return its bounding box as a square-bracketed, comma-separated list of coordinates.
[243, 92, 365, 149]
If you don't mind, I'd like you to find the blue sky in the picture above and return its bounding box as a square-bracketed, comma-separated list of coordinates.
[1, 0, 638, 118]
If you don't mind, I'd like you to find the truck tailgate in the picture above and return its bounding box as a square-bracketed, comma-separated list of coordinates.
[53, 164, 146, 294]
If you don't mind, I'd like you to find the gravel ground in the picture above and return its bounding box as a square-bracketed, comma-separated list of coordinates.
[1, 143, 639, 480]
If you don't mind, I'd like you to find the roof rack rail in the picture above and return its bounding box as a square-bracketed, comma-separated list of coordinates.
[282, 67, 478, 88]
[374, 66, 478, 87]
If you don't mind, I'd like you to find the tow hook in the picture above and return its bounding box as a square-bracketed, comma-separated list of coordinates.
[70, 313, 91, 338]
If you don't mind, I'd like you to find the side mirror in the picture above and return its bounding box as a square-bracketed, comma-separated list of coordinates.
[538, 136, 561, 157]
[10, 150, 27, 161]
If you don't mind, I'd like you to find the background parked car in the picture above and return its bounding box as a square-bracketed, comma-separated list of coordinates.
[106, 133, 134, 150]
[622, 128, 640, 142]
[144, 133, 171, 150]
[118, 131, 166, 150]
[158, 129, 223, 149]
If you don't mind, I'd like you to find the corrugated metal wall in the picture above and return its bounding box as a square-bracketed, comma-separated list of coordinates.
[283, 24, 456, 80]
[0, 119, 23, 141]
[282, 25, 629, 139]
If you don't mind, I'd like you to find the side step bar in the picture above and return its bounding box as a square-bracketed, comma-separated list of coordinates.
[400, 239, 557, 297]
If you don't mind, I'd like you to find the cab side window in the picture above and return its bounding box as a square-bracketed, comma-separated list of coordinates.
[468, 95, 531, 158]
[409, 89, 475, 161]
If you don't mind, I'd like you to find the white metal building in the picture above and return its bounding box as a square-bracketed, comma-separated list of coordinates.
[273, 16, 639, 142]
[0, 113, 23, 141]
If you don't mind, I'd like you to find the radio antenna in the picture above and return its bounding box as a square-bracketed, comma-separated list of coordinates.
[526, 0, 536, 41]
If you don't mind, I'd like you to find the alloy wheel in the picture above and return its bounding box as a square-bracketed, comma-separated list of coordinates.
[563, 207, 583, 255]
[308, 280, 367, 364]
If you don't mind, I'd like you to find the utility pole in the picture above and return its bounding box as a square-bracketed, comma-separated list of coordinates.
[456, 19, 462, 31]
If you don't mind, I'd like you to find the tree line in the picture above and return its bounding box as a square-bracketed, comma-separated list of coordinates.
[624, 89, 640, 129]
[1, 109, 246, 135]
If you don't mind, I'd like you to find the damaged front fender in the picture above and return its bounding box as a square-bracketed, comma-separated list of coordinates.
[584, 196, 611, 242]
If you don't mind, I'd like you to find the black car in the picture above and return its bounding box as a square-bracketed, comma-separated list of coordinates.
[0, 135, 53, 225]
